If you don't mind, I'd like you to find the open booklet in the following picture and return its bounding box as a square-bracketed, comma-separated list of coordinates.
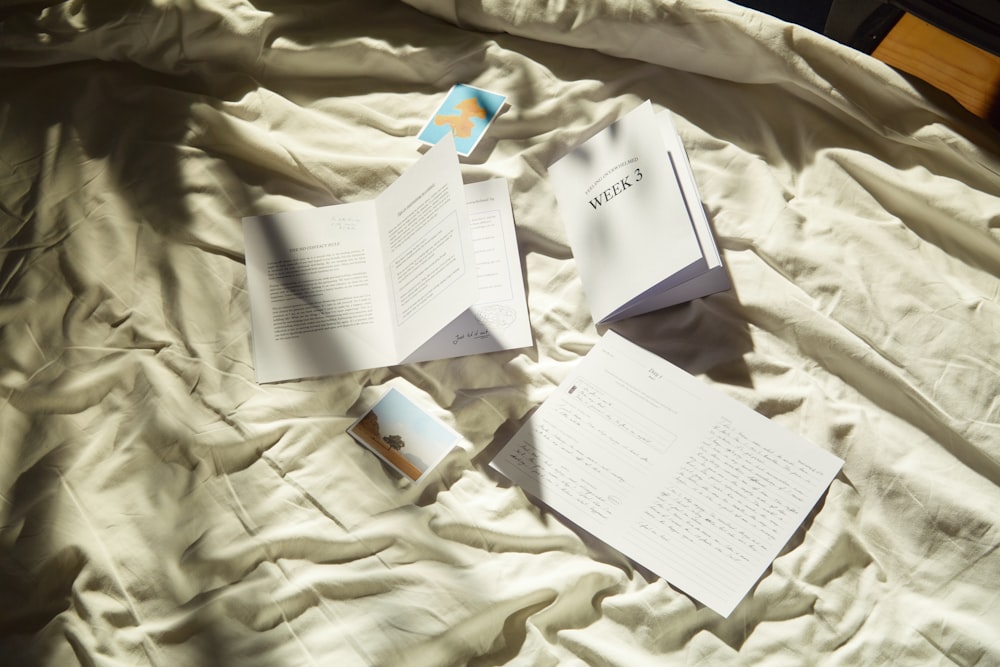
[243, 134, 531, 383]
[548, 100, 730, 324]
[491, 330, 843, 618]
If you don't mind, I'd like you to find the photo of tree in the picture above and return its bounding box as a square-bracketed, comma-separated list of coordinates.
[348, 388, 462, 481]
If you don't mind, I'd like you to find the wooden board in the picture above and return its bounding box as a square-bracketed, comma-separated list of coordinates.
[873, 12, 1000, 125]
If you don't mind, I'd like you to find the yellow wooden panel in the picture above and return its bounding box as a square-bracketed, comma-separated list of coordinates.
[873, 13, 1000, 124]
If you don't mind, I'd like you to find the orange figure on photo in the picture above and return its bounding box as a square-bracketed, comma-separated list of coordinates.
[434, 97, 487, 138]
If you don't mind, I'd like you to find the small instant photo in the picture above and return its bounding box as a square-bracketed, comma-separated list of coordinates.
[417, 83, 507, 157]
[348, 388, 463, 481]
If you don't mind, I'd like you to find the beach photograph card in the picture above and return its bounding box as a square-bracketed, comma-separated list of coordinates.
[348, 388, 463, 481]
[418, 84, 507, 156]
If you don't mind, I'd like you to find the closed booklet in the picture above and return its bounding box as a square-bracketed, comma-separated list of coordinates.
[548, 100, 729, 324]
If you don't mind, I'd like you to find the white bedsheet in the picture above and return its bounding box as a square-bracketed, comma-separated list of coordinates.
[2, 0, 999, 664]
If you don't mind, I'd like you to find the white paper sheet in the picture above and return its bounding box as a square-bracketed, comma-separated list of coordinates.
[491, 330, 844, 617]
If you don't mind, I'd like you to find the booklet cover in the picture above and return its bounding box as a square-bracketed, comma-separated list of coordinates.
[349, 388, 462, 482]
[547, 100, 730, 324]
[491, 330, 843, 618]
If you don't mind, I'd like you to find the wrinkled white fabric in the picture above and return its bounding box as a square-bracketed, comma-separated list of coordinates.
[2, 0, 999, 665]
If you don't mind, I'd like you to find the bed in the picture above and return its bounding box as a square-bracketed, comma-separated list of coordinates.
[2, 0, 999, 664]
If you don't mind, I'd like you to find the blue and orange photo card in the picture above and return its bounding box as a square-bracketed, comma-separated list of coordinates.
[417, 84, 507, 157]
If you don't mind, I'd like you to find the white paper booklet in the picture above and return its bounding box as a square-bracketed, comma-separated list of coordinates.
[491, 330, 843, 618]
[244, 135, 481, 383]
[548, 100, 730, 324]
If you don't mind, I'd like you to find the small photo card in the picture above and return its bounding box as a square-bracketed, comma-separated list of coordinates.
[348, 388, 463, 481]
[418, 83, 507, 157]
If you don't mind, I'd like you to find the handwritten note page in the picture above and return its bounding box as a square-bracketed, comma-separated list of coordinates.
[491, 331, 842, 617]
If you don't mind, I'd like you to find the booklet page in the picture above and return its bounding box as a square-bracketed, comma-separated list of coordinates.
[378, 135, 477, 358]
[491, 331, 843, 617]
[243, 200, 390, 383]
[604, 111, 730, 320]
[657, 111, 722, 271]
[404, 178, 532, 363]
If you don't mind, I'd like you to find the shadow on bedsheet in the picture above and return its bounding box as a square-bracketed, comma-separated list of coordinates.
[0, 3, 524, 661]
[0, 2, 261, 659]
[1, 60, 230, 237]
[0, 65, 246, 666]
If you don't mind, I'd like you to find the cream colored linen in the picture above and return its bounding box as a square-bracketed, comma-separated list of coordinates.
[2, 0, 999, 664]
